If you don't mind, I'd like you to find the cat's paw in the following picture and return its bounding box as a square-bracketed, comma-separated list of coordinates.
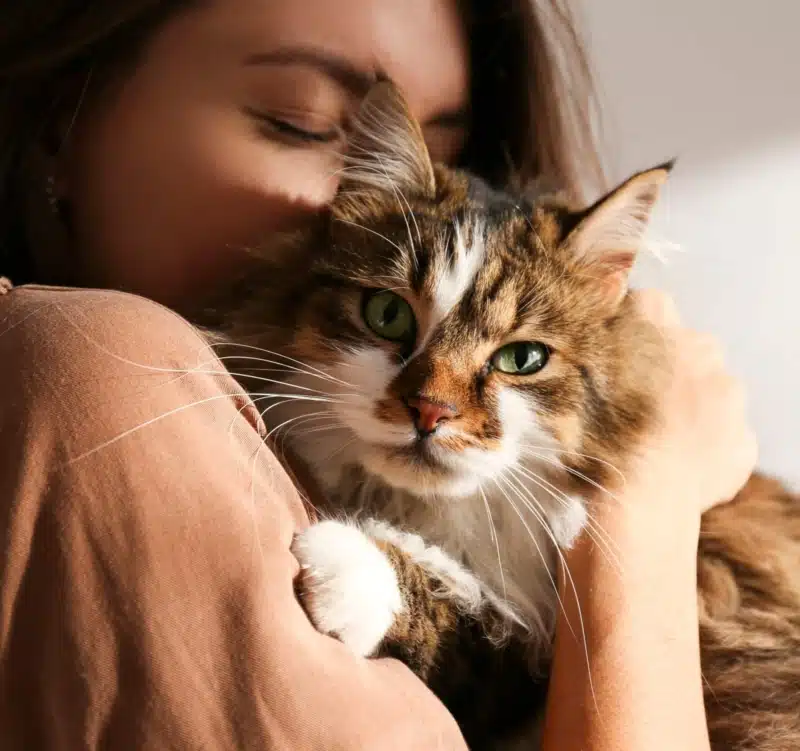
[361, 519, 484, 612]
[362, 518, 526, 631]
[292, 520, 403, 657]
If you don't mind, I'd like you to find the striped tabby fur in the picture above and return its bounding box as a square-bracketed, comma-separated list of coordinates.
[198, 82, 800, 750]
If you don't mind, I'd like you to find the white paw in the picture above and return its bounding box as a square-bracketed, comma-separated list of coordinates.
[292, 520, 403, 657]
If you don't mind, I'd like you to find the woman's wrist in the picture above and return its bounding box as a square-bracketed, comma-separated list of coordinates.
[561, 495, 701, 638]
[574, 478, 702, 619]
[541, 483, 709, 751]
[598, 470, 702, 560]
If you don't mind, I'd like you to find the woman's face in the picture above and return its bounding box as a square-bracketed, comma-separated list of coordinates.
[60, 0, 469, 307]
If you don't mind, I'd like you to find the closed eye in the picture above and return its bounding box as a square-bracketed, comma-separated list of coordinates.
[246, 107, 340, 144]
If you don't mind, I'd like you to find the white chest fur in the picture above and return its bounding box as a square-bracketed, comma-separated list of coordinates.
[323, 459, 588, 652]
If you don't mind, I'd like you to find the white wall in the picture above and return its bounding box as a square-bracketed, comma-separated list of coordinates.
[581, 1, 800, 487]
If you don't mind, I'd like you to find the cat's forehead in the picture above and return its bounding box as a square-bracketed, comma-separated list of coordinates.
[323, 170, 579, 339]
[414, 170, 567, 265]
[412, 209, 568, 340]
[406, 176, 567, 299]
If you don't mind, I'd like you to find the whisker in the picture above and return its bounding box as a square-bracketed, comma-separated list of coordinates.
[209, 340, 356, 389]
[58, 305, 344, 391]
[242, 419, 270, 582]
[276, 412, 342, 447]
[321, 436, 357, 463]
[519, 443, 627, 486]
[375, 158, 416, 255]
[261, 411, 342, 468]
[57, 309, 356, 402]
[334, 217, 406, 255]
[293, 421, 347, 438]
[493, 474, 574, 639]
[478, 484, 507, 600]
[512, 465, 624, 576]
[522, 449, 630, 510]
[373, 153, 423, 261]
[174, 360, 356, 400]
[501, 472, 601, 719]
[65, 392, 342, 465]
[213, 355, 344, 385]
[267, 410, 338, 459]
[249, 402, 320, 523]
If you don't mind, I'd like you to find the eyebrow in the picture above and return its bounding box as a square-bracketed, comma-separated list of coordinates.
[244, 45, 469, 130]
[244, 46, 377, 97]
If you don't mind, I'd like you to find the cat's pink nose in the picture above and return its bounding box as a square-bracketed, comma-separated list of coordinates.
[404, 396, 458, 437]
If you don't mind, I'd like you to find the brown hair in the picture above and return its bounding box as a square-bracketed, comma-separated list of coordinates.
[0, 0, 603, 285]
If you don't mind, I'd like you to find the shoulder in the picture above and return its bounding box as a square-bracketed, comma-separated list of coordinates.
[0, 284, 209, 368]
[0, 284, 246, 435]
[0, 283, 278, 477]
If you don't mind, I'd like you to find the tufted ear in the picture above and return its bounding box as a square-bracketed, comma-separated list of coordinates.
[561, 161, 674, 308]
[331, 80, 436, 222]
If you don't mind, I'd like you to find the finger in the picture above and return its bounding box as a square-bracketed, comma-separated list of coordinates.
[689, 332, 726, 371]
[723, 375, 748, 412]
[632, 289, 681, 327]
[711, 434, 759, 511]
[746, 429, 759, 474]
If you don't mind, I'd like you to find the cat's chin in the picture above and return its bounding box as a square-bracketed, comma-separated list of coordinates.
[358, 444, 485, 499]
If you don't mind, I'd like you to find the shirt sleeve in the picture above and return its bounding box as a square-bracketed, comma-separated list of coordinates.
[0, 285, 467, 751]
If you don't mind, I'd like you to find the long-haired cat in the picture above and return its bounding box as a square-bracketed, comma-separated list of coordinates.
[199, 82, 800, 750]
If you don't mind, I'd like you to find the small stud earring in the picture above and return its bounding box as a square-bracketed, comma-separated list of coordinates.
[45, 175, 60, 214]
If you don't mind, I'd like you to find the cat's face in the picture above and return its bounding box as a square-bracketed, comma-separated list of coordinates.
[249, 83, 668, 502]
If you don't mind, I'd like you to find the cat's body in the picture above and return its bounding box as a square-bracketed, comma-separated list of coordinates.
[698, 473, 800, 750]
[197, 83, 800, 749]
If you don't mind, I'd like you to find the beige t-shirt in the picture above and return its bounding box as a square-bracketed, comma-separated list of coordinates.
[0, 285, 466, 750]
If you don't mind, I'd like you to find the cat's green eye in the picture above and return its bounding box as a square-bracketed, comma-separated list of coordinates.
[363, 290, 416, 343]
[491, 342, 550, 375]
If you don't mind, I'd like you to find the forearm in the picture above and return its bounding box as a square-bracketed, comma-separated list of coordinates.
[541, 497, 709, 751]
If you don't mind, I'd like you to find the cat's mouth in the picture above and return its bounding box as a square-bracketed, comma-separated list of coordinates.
[327, 405, 505, 496]
[396, 437, 448, 469]
[356, 432, 494, 498]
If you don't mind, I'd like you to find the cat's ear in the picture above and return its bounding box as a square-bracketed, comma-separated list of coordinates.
[562, 161, 674, 307]
[331, 80, 436, 221]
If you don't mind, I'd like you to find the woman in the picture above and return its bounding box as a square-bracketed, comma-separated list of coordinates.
[0, 1, 755, 749]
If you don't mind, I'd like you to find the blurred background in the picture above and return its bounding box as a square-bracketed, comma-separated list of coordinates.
[581, 0, 800, 487]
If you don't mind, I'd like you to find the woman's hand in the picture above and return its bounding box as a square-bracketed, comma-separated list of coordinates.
[628, 289, 758, 517]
